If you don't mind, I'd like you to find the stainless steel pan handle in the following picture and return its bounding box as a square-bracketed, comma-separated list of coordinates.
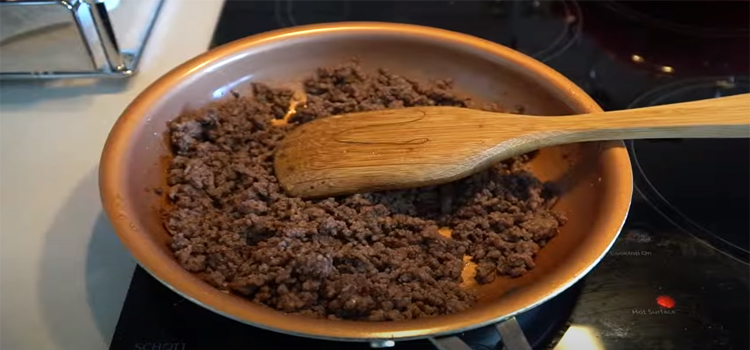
[427, 317, 533, 350]
[430, 336, 473, 350]
[496, 317, 533, 350]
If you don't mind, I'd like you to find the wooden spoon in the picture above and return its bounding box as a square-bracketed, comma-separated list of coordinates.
[274, 93, 750, 198]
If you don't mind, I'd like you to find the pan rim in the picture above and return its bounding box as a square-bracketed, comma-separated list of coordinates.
[99, 21, 633, 342]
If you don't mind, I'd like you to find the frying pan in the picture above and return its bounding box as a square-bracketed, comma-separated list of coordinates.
[99, 23, 632, 348]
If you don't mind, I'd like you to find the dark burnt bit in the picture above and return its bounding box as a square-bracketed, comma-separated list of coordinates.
[161, 60, 564, 321]
[145, 187, 165, 197]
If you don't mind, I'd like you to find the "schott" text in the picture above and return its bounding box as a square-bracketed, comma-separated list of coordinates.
[133, 342, 187, 350]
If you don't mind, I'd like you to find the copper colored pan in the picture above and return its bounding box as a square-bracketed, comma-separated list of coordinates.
[99, 23, 632, 346]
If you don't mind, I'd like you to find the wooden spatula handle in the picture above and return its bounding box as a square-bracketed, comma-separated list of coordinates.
[556, 93, 750, 141]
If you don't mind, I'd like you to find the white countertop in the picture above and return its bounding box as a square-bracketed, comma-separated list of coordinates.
[0, 1, 224, 349]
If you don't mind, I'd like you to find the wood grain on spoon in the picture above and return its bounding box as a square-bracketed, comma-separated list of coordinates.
[275, 93, 750, 198]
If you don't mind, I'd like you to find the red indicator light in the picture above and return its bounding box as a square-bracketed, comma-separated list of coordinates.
[657, 295, 675, 309]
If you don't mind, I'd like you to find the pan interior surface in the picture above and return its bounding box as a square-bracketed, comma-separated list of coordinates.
[100, 23, 632, 341]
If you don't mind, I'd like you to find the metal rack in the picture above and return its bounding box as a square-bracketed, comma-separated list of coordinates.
[0, 0, 164, 79]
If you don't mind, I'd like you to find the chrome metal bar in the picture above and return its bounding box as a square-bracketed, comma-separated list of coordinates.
[124, 0, 165, 74]
[86, 0, 125, 71]
[0, 70, 133, 80]
[69, 0, 106, 71]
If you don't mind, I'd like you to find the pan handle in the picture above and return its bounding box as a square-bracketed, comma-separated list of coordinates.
[496, 317, 533, 350]
[429, 336, 473, 350]
[427, 316, 533, 350]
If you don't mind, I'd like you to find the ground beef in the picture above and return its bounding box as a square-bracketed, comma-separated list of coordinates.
[162, 61, 565, 321]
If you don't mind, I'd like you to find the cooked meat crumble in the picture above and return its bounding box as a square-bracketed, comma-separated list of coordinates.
[162, 62, 565, 321]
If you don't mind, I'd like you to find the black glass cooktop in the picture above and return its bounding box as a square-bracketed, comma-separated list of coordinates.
[110, 1, 750, 350]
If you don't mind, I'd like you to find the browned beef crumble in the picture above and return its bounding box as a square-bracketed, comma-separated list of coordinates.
[163, 62, 565, 321]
